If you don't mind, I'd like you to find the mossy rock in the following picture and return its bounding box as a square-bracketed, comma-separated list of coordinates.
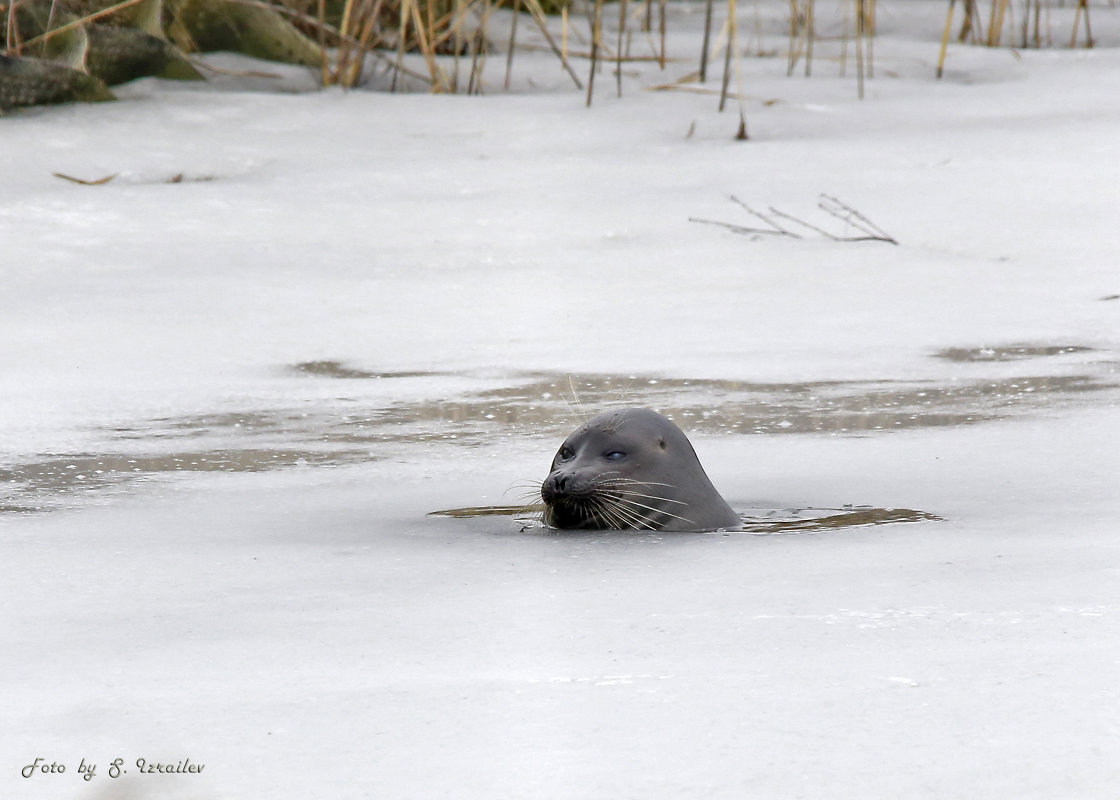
[166, 0, 322, 65]
[2, 0, 201, 86]
[0, 53, 115, 110]
[87, 25, 204, 84]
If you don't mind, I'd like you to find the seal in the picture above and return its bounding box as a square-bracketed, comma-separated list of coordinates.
[541, 407, 740, 531]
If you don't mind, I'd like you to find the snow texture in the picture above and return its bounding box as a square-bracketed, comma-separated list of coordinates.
[2, 1, 1119, 797]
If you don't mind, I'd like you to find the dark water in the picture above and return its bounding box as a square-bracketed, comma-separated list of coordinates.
[2, 342, 1115, 513]
[429, 503, 942, 534]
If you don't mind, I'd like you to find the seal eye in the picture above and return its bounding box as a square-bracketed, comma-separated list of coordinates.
[603, 450, 626, 461]
[557, 446, 575, 462]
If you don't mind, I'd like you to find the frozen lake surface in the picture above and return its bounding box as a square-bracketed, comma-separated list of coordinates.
[3, 0, 1120, 796]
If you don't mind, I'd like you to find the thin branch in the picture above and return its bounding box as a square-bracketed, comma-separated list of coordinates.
[767, 206, 836, 239]
[818, 194, 898, 243]
[692, 194, 898, 245]
[688, 218, 789, 237]
[730, 195, 802, 237]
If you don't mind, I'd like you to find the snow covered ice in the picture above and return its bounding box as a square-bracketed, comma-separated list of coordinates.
[2, 0, 1120, 797]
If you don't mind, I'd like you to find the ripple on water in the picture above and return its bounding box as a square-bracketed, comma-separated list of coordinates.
[428, 504, 943, 534]
[2, 344, 1115, 514]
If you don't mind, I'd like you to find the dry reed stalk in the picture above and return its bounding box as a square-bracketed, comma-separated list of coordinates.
[1070, 0, 1092, 47]
[1022, 0, 1040, 46]
[452, 0, 463, 90]
[615, 0, 626, 96]
[561, 5, 567, 61]
[699, 0, 713, 81]
[657, 0, 664, 68]
[785, 0, 814, 77]
[503, 0, 519, 88]
[293, 0, 425, 87]
[349, 0, 386, 84]
[317, 0, 330, 84]
[467, 0, 490, 93]
[331, 0, 354, 84]
[542, 46, 677, 61]
[6, 1, 20, 52]
[854, 1, 863, 96]
[410, 0, 447, 89]
[986, 0, 1009, 46]
[937, 0, 956, 77]
[958, 0, 982, 42]
[804, 0, 814, 76]
[391, 0, 408, 89]
[43, 0, 63, 57]
[785, 0, 797, 75]
[521, 0, 582, 88]
[17, 0, 148, 50]
[645, 79, 749, 101]
[586, 0, 601, 105]
[865, 0, 873, 76]
[718, 0, 735, 111]
[855, 0, 866, 97]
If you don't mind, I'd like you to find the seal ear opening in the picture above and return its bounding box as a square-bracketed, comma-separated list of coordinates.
[659, 438, 666, 450]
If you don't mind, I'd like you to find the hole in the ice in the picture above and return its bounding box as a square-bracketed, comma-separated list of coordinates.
[4, 360, 1116, 514]
[428, 504, 943, 534]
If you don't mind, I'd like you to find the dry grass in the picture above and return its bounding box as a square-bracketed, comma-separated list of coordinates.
[937, 0, 1095, 76]
[3, 0, 1104, 107]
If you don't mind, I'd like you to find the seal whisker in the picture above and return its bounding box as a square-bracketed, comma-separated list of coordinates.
[595, 501, 632, 530]
[587, 498, 624, 529]
[586, 495, 629, 529]
[595, 478, 681, 491]
[562, 375, 592, 426]
[605, 488, 690, 506]
[599, 497, 656, 530]
[588, 491, 653, 530]
[596, 489, 665, 529]
[592, 475, 683, 494]
[610, 494, 696, 525]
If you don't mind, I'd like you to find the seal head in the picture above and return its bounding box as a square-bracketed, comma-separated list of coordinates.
[541, 407, 740, 531]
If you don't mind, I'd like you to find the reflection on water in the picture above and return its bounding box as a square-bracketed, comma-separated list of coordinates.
[429, 504, 943, 534]
[292, 361, 443, 380]
[0, 450, 352, 512]
[2, 342, 1115, 513]
[934, 345, 1093, 362]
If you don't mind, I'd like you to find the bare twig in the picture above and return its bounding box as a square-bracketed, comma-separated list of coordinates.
[692, 194, 898, 245]
[687, 218, 790, 237]
[767, 206, 833, 238]
[818, 194, 898, 243]
[53, 172, 117, 185]
[730, 195, 800, 236]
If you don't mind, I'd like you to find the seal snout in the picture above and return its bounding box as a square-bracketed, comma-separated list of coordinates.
[541, 469, 594, 528]
[541, 471, 563, 500]
[541, 470, 585, 503]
